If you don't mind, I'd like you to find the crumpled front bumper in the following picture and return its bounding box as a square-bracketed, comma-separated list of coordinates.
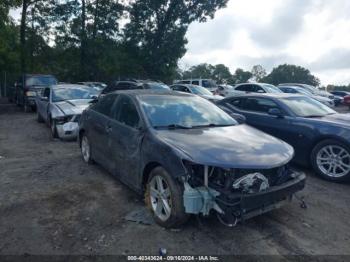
[216, 171, 306, 222]
[56, 122, 79, 140]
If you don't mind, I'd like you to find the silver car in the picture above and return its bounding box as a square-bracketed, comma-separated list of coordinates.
[36, 84, 99, 139]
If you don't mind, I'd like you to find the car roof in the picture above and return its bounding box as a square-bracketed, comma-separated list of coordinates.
[109, 89, 195, 98]
[224, 93, 303, 99]
[51, 84, 88, 89]
[171, 84, 201, 88]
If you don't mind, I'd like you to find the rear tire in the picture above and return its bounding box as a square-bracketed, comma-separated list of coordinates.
[145, 166, 189, 228]
[311, 139, 350, 182]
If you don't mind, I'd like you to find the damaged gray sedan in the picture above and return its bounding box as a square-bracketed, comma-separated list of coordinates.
[36, 84, 99, 139]
[78, 90, 305, 228]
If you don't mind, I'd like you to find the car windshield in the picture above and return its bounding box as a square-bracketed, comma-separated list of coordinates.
[52, 86, 99, 102]
[282, 96, 336, 117]
[140, 95, 237, 128]
[262, 84, 283, 93]
[188, 85, 213, 95]
[26, 76, 57, 86]
[146, 83, 170, 90]
[295, 88, 313, 96]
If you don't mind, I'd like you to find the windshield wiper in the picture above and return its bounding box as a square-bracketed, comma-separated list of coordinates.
[154, 124, 193, 129]
[304, 115, 324, 118]
[192, 123, 234, 128]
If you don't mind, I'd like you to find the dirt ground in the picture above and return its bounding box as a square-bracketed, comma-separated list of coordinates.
[1, 98, 350, 256]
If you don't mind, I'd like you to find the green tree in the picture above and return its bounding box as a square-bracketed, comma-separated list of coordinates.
[251, 65, 266, 82]
[231, 68, 252, 84]
[212, 64, 232, 83]
[263, 64, 320, 86]
[123, 0, 228, 81]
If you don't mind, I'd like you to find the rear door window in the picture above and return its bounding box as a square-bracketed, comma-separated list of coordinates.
[93, 94, 118, 117]
[113, 95, 140, 128]
[242, 98, 279, 113]
[235, 84, 252, 92]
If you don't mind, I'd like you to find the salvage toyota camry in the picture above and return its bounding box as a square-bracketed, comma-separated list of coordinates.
[78, 90, 305, 228]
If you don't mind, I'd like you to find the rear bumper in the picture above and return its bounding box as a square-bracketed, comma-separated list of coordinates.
[217, 172, 306, 222]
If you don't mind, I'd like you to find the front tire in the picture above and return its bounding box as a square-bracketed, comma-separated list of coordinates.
[145, 167, 189, 228]
[311, 139, 350, 182]
[50, 118, 58, 138]
[81, 134, 94, 164]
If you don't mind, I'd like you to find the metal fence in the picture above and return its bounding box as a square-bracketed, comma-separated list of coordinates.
[0, 72, 17, 98]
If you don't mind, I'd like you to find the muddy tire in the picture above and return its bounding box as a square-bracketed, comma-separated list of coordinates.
[311, 139, 350, 182]
[145, 166, 189, 228]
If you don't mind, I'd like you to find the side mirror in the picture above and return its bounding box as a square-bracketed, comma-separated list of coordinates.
[268, 108, 283, 118]
[89, 97, 98, 103]
[41, 96, 48, 101]
[257, 89, 265, 93]
[230, 113, 246, 124]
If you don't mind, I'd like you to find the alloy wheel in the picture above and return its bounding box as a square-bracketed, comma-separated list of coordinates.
[149, 175, 172, 221]
[81, 136, 90, 163]
[316, 145, 350, 178]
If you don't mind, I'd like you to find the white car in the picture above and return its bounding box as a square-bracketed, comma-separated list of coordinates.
[216, 84, 237, 97]
[174, 79, 218, 93]
[231, 83, 283, 96]
[36, 84, 99, 139]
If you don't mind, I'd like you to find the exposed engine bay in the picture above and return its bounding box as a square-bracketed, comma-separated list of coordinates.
[182, 162, 305, 226]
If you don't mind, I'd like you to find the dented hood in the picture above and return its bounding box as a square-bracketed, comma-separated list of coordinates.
[54, 99, 91, 116]
[156, 124, 294, 169]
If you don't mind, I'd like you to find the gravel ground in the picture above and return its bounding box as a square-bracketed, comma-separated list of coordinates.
[0, 98, 350, 256]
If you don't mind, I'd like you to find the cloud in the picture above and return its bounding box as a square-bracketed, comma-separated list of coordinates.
[182, 0, 350, 85]
[309, 48, 350, 71]
[249, 0, 313, 49]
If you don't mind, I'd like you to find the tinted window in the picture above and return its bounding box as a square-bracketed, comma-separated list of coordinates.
[178, 80, 190, 84]
[252, 85, 265, 93]
[243, 98, 279, 113]
[114, 96, 140, 128]
[235, 84, 252, 92]
[43, 88, 50, 98]
[93, 94, 118, 116]
[192, 81, 199, 85]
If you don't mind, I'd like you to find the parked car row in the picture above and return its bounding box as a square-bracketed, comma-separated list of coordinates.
[12, 75, 350, 228]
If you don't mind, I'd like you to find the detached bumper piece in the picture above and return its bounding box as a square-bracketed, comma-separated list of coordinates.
[215, 172, 306, 224]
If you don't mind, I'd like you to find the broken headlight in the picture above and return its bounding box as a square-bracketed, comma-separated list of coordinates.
[55, 115, 73, 124]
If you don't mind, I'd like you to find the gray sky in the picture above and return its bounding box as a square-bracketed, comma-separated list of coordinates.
[10, 1, 350, 85]
[181, 0, 350, 86]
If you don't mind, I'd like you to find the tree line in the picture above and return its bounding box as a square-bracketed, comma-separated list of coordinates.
[178, 63, 321, 87]
[1, 1, 349, 91]
[0, 0, 228, 83]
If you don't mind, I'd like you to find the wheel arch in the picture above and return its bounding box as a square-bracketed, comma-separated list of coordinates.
[309, 135, 350, 160]
[142, 162, 162, 190]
